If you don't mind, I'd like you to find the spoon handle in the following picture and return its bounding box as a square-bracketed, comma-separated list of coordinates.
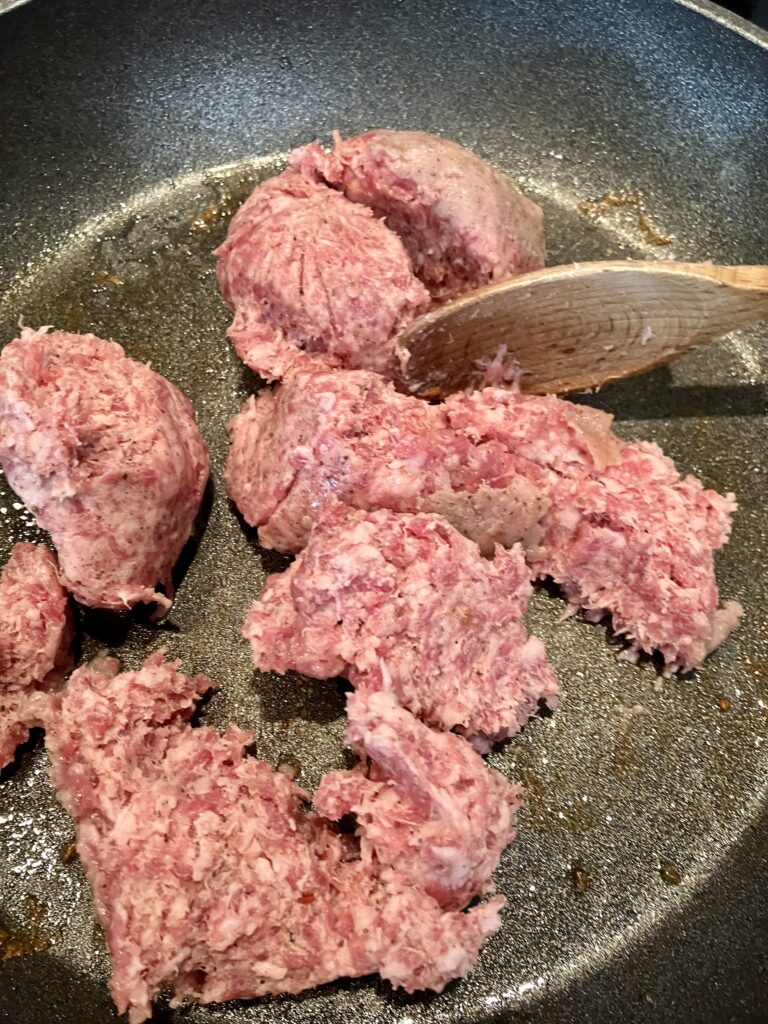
[400, 261, 768, 398]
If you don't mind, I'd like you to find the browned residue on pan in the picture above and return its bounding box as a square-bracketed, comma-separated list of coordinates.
[0, 896, 52, 960]
[659, 862, 682, 886]
[96, 270, 124, 287]
[517, 768, 597, 835]
[190, 190, 239, 233]
[580, 191, 673, 246]
[567, 863, 592, 893]
[60, 841, 78, 864]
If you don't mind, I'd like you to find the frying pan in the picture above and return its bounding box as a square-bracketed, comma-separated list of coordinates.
[0, 1, 767, 1022]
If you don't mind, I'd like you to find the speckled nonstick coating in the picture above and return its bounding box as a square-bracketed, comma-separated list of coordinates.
[0, 1, 766, 1021]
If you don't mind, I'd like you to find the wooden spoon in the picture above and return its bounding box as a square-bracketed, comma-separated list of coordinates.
[398, 261, 768, 397]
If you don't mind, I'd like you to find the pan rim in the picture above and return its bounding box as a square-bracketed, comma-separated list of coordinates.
[674, 0, 768, 46]
[2, 0, 768, 49]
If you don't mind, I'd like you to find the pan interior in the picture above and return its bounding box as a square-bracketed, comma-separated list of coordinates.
[0, 154, 767, 1024]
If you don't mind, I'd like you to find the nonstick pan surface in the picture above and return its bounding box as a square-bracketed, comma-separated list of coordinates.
[0, 1, 767, 1021]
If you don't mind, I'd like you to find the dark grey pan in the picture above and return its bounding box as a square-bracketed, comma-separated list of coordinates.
[0, 1, 766, 1021]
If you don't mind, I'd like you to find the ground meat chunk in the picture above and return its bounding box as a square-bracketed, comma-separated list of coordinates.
[0, 328, 210, 611]
[46, 651, 506, 1024]
[228, 366, 739, 672]
[316, 690, 522, 909]
[214, 168, 430, 380]
[244, 505, 558, 748]
[292, 129, 545, 301]
[225, 364, 545, 555]
[542, 442, 742, 672]
[0, 543, 72, 769]
[444, 388, 741, 674]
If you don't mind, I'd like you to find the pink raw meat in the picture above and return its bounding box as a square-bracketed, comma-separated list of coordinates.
[0, 543, 72, 770]
[0, 328, 210, 611]
[214, 168, 430, 380]
[316, 689, 522, 910]
[293, 129, 545, 301]
[227, 366, 740, 672]
[46, 650, 507, 1024]
[543, 442, 742, 672]
[244, 505, 558, 748]
[225, 364, 547, 556]
[445, 388, 742, 674]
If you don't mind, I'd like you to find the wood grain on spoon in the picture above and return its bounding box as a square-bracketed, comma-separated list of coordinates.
[398, 261, 768, 397]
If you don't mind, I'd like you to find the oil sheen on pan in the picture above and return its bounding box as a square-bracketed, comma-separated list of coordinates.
[0, 1, 766, 1022]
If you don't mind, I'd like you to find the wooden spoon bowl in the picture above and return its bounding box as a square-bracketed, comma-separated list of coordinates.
[398, 261, 768, 398]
